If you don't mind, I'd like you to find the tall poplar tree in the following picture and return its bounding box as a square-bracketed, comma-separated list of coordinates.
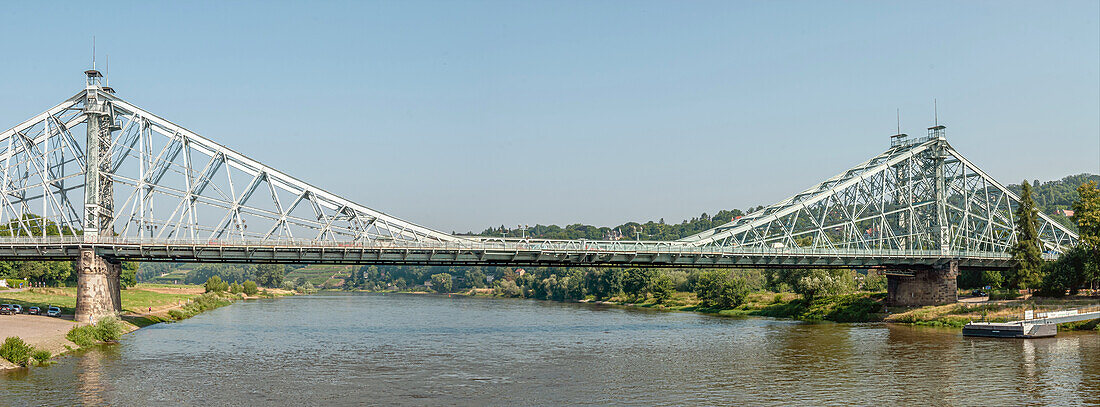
[1010, 181, 1044, 290]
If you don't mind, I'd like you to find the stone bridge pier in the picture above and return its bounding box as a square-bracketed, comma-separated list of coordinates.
[75, 249, 122, 324]
[886, 260, 958, 307]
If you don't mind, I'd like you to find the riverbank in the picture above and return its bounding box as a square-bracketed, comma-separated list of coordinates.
[1, 284, 293, 370]
[427, 288, 1100, 331]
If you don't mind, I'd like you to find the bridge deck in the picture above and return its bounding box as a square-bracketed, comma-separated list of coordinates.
[0, 236, 1015, 268]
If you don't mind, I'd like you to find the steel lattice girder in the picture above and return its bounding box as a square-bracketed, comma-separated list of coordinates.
[0, 84, 1079, 265]
[680, 137, 1079, 254]
[0, 88, 465, 244]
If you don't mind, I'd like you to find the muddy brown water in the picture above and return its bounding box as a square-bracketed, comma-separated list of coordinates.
[3, 292, 1099, 405]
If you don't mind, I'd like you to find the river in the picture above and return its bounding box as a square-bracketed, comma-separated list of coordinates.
[3, 292, 1099, 405]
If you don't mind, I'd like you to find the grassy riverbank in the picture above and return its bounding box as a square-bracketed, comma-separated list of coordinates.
[601, 291, 889, 322]
[0, 283, 204, 316]
[453, 287, 1100, 330]
[885, 297, 1100, 329]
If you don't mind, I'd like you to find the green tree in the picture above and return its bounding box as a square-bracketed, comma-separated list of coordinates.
[651, 272, 675, 304]
[255, 264, 285, 288]
[1073, 181, 1100, 263]
[1010, 181, 1044, 290]
[496, 279, 522, 297]
[561, 270, 586, 300]
[621, 268, 655, 301]
[229, 282, 242, 294]
[430, 273, 453, 293]
[539, 275, 561, 300]
[982, 270, 1004, 289]
[860, 271, 887, 292]
[768, 268, 854, 300]
[1039, 245, 1097, 297]
[344, 268, 361, 290]
[16, 261, 47, 281]
[120, 261, 138, 288]
[585, 268, 622, 300]
[204, 276, 229, 293]
[463, 269, 487, 289]
[242, 280, 259, 295]
[693, 270, 749, 309]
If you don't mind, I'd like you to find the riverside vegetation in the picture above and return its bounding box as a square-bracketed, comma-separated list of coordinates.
[1, 337, 53, 368]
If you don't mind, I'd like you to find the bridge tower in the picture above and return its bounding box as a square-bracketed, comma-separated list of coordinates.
[886, 124, 957, 306]
[75, 69, 122, 323]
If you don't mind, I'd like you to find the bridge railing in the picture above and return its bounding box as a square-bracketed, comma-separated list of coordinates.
[0, 235, 1016, 260]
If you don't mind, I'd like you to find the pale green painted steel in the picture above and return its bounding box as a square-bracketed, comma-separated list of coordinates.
[0, 76, 1080, 269]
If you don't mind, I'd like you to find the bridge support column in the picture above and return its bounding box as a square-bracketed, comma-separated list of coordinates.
[75, 249, 122, 324]
[886, 261, 958, 306]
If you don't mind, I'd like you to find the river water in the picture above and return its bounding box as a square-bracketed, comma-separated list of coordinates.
[3, 292, 1100, 405]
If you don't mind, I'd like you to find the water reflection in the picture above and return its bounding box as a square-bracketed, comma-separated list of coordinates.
[77, 347, 107, 406]
[2, 293, 1098, 406]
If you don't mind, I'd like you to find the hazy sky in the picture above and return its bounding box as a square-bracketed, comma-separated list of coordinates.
[1, 1, 1097, 232]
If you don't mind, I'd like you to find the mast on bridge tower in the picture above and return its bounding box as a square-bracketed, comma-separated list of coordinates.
[929, 121, 949, 254]
[83, 69, 115, 241]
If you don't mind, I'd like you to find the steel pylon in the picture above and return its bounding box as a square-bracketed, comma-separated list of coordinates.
[680, 129, 1079, 254]
[0, 77, 464, 244]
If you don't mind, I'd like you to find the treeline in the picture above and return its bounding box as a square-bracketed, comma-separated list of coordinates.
[1007, 174, 1100, 231]
[469, 209, 759, 241]
[138, 263, 289, 289]
[344, 263, 886, 308]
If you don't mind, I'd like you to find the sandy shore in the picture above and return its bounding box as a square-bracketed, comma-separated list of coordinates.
[0, 315, 83, 369]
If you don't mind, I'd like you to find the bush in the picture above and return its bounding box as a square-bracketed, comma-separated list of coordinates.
[229, 282, 242, 294]
[1, 337, 35, 367]
[242, 280, 259, 296]
[694, 270, 750, 309]
[205, 276, 230, 293]
[66, 317, 125, 347]
[651, 273, 675, 304]
[430, 273, 453, 293]
[496, 280, 522, 297]
[165, 293, 235, 321]
[989, 290, 1022, 301]
[3, 278, 28, 289]
[860, 271, 887, 292]
[32, 349, 51, 364]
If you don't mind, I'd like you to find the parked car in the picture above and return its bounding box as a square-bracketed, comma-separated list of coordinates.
[971, 290, 987, 297]
[9, 304, 22, 314]
[46, 306, 62, 317]
[28, 306, 41, 315]
[0, 304, 13, 315]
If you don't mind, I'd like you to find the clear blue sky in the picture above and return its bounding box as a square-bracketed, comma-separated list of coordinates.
[1, 1, 1097, 233]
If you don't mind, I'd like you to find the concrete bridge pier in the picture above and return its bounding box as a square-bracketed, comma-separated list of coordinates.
[886, 260, 958, 307]
[75, 249, 122, 324]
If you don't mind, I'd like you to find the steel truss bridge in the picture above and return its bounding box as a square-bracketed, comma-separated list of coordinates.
[0, 72, 1079, 271]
